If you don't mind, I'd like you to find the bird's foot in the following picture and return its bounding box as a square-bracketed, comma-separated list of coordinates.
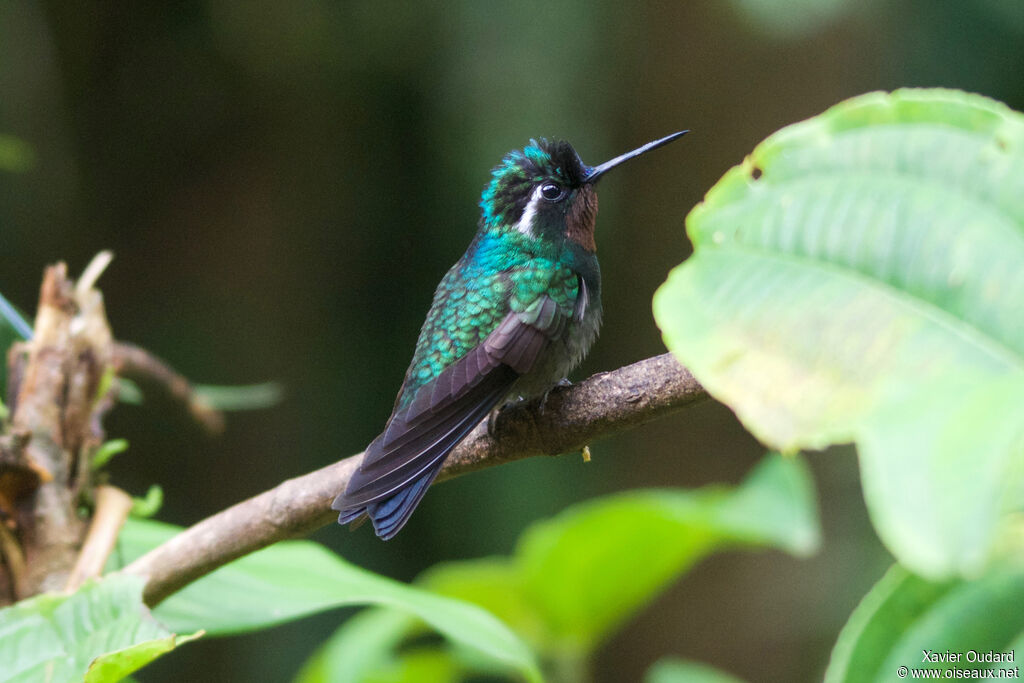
[487, 406, 501, 439]
[487, 397, 525, 439]
[538, 378, 572, 415]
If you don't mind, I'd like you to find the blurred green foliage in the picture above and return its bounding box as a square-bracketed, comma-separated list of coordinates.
[727, 0, 868, 38]
[0, 452, 808, 681]
[0, 454, 812, 681]
[294, 454, 817, 682]
[645, 658, 746, 683]
[826, 556, 1024, 682]
[92, 439, 130, 470]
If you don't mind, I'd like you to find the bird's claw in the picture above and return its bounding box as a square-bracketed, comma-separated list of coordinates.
[538, 378, 571, 415]
[488, 397, 522, 438]
[487, 407, 501, 439]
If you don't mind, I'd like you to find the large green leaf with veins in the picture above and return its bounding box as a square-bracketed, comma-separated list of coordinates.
[111, 519, 541, 682]
[654, 88, 1024, 579]
[0, 574, 199, 683]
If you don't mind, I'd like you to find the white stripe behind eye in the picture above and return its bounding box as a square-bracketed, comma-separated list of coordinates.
[513, 186, 544, 237]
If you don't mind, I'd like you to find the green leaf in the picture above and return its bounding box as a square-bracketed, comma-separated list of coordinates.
[301, 640, 461, 683]
[114, 378, 144, 405]
[519, 453, 817, 650]
[192, 382, 283, 410]
[418, 558, 541, 643]
[825, 559, 1024, 682]
[653, 88, 1024, 578]
[130, 484, 164, 518]
[295, 606, 515, 683]
[294, 455, 817, 681]
[92, 439, 130, 469]
[294, 608, 418, 683]
[727, 0, 859, 39]
[358, 649, 461, 683]
[423, 454, 819, 654]
[0, 574, 199, 683]
[645, 657, 747, 683]
[85, 631, 202, 683]
[110, 379, 281, 410]
[112, 519, 541, 682]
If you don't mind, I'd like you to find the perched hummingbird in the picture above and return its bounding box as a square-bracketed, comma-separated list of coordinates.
[332, 131, 687, 539]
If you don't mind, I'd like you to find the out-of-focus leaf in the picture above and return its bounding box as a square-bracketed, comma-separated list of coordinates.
[111, 379, 281, 411]
[295, 606, 515, 683]
[825, 559, 1024, 682]
[727, 0, 863, 39]
[419, 559, 541, 643]
[359, 649, 461, 683]
[111, 519, 541, 682]
[296, 454, 817, 681]
[130, 484, 164, 518]
[192, 382, 283, 410]
[513, 453, 818, 650]
[423, 454, 818, 654]
[293, 608, 417, 683]
[646, 657, 748, 683]
[0, 574, 199, 683]
[654, 88, 1024, 578]
[92, 439, 130, 469]
[114, 378, 144, 404]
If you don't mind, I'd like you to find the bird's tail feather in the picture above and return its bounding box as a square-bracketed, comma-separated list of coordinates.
[333, 461, 443, 540]
[368, 462, 443, 540]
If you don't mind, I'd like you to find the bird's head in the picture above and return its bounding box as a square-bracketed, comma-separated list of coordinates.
[479, 132, 686, 252]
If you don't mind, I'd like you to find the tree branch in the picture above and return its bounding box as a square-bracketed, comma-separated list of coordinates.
[111, 342, 225, 434]
[65, 485, 133, 591]
[123, 353, 707, 606]
[0, 259, 116, 600]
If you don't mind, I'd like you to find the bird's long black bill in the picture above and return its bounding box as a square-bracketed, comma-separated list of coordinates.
[584, 130, 688, 182]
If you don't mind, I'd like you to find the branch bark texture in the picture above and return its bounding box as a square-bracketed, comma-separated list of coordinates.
[0, 263, 112, 600]
[124, 353, 708, 606]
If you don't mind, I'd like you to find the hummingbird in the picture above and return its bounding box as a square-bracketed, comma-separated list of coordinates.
[332, 131, 687, 539]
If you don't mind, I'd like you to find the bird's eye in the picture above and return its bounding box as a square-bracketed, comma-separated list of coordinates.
[540, 183, 565, 201]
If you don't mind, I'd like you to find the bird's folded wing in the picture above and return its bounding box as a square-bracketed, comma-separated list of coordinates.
[336, 293, 573, 508]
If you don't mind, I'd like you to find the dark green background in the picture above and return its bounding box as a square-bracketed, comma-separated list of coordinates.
[1, 2, 1021, 681]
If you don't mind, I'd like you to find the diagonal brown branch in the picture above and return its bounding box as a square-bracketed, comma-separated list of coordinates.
[111, 342, 225, 434]
[123, 353, 707, 606]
